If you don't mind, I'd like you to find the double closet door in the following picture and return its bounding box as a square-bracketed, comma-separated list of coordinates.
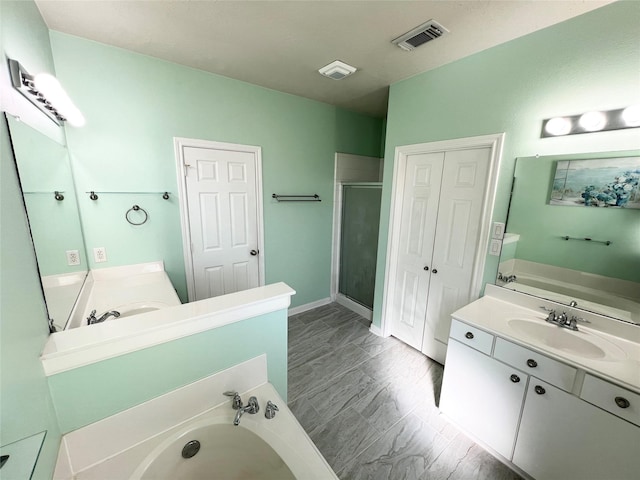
[389, 146, 491, 364]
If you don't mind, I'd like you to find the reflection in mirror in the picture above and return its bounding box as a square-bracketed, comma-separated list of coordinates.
[6, 114, 88, 330]
[497, 150, 640, 325]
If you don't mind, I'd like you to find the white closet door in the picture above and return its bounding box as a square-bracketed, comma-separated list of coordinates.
[421, 147, 491, 363]
[389, 152, 444, 349]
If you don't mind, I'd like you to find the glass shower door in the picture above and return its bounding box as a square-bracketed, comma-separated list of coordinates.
[339, 184, 382, 309]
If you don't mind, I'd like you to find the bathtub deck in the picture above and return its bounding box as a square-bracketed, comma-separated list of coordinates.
[287, 303, 523, 480]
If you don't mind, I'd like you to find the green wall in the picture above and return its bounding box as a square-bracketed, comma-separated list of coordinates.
[509, 151, 640, 282]
[49, 32, 383, 307]
[373, 1, 640, 328]
[0, 1, 63, 478]
[48, 310, 288, 433]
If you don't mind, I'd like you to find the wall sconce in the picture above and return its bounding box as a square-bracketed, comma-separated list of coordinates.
[8, 58, 85, 127]
[541, 105, 640, 138]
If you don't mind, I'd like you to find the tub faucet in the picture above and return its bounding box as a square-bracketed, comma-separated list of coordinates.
[235, 396, 260, 426]
[87, 309, 120, 325]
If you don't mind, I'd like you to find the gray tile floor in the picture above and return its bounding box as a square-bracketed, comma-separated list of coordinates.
[287, 303, 523, 480]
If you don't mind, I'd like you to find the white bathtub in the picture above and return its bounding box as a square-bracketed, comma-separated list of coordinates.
[54, 357, 337, 480]
[132, 416, 297, 479]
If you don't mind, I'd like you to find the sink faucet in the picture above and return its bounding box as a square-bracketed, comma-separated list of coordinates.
[541, 308, 579, 331]
[224, 391, 260, 425]
[87, 309, 121, 325]
[497, 272, 517, 283]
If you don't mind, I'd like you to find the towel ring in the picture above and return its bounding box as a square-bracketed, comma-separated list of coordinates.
[125, 205, 148, 226]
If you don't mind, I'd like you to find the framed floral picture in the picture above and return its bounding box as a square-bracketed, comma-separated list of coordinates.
[550, 157, 640, 208]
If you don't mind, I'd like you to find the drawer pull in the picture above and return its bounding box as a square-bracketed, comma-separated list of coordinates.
[510, 374, 521, 383]
[465, 332, 474, 340]
[526, 359, 538, 368]
[534, 385, 546, 395]
[615, 396, 631, 409]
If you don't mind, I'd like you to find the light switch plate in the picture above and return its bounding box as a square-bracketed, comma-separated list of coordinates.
[492, 222, 506, 239]
[489, 239, 502, 256]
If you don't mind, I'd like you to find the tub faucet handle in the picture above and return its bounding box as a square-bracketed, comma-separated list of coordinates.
[224, 391, 243, 410]
[265, 401, 279, 419]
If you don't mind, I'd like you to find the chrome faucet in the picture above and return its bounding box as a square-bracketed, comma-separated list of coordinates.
[497, 272, 517, 283]
[224, 391, 260, 425]
[541, 307, 580, 331]
[87, 309, 120, 325]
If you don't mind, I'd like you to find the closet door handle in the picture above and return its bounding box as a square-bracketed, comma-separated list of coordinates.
[423, 266, 429, 271]
[432, 269, 438, 274]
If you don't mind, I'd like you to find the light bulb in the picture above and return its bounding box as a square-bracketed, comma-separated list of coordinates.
[544, 117, 572, 136]
[33, 73, 85, 127]
[621, 105, 640, 127]
[579, 111, 607, 131]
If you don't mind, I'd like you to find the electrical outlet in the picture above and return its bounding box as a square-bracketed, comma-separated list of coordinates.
[93, 247, 107, 263]
[66, 250, 81, 266]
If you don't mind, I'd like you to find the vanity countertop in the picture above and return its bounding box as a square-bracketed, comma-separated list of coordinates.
[451, 290, 640, 393]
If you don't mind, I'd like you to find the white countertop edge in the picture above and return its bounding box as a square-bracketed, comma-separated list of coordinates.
[42, 283, 295, 376]
[458, 285, 640, 393]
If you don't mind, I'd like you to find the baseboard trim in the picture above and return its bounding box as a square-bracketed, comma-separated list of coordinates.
[335, 294, 372, 321]
[288, 297, 332, 316]
[369, 324, 384, 337]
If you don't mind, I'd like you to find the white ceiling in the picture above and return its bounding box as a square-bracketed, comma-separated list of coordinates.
[35, 0, 614, 118]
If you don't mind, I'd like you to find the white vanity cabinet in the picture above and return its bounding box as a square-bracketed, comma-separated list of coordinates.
[513, 379, 639, 480]
[439, 338, 526, 458]
[441, 319, 640, 480]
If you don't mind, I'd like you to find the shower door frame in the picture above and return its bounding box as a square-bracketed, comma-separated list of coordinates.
[331, 180, 382, 321]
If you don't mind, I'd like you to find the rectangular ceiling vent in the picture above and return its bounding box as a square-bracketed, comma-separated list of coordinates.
[392, 20, 449, 51]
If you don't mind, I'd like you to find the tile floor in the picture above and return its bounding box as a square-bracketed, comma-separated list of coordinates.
[287, 303, 523, 480]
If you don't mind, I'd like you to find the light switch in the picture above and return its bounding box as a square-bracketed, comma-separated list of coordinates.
[492, 222, 505, 239]
[489, 239, 502, 256]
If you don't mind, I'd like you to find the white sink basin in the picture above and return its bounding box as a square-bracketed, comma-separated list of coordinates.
[507, 319, 626, 361]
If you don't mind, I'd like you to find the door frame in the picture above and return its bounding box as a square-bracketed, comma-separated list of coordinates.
[174, 137, 265, 302]
[379, 133, 505, 337]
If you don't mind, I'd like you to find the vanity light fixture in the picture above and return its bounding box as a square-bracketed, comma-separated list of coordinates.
[8, 58, 85, 127]
[541, 105, 640, 137]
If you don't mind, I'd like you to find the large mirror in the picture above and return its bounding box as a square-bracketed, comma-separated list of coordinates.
[497, 150, 640, 324]
[6, 114, 88, 330]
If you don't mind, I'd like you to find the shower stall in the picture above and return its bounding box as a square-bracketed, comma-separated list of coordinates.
[338, 183, 382, 311]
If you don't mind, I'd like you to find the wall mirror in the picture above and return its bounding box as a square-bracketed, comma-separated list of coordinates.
[497, 150, 640, 325]
[6, 114, 88, 330]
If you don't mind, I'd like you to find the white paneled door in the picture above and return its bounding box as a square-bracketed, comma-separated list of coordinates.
[390, 151, 444, 349]
[180, 142, 262, 301]
[386, 135, 502, 364]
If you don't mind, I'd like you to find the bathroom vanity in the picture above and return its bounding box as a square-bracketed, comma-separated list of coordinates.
[440, 285, 639, 480]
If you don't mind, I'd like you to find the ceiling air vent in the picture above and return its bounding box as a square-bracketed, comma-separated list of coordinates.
[392, 20, 449, 51]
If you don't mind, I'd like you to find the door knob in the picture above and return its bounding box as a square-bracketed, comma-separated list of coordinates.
[423, 266, 429, 271]
[250, 249, 259, 256]
[432, 269, 438, 274]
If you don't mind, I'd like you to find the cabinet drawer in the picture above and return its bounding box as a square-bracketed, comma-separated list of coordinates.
[493, 338, 577, 391]
[581, 375, 640, 427]
[449, 319, 494, 355]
